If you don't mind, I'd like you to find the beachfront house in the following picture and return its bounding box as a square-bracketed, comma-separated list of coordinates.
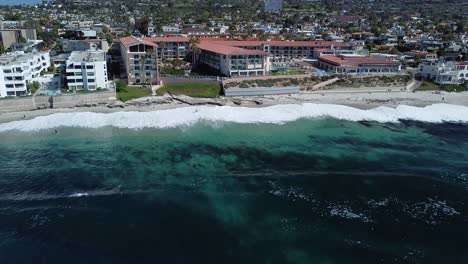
[417, 60, 468, 85]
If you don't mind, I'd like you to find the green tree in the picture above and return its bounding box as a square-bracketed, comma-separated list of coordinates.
[116, 80, 128, 92]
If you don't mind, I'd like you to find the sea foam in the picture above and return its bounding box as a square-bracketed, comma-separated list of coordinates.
[0, 103, 467, 132]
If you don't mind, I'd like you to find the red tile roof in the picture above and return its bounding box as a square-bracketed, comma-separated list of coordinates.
[119, 36, 158, 48]
[198, 42, 269, 56]
[146, 37, 190, 43]
[319, 55, 400, 68]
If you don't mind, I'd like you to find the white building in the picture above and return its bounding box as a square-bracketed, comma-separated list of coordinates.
[65, 51, 109, 91]
[417, 60, 468, 85]
[0, 51, 50, 97]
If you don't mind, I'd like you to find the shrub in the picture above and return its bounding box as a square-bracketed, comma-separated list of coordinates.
[116, 80, 128, 92]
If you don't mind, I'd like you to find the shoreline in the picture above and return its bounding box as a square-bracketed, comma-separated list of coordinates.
[1, 90, 467, 124]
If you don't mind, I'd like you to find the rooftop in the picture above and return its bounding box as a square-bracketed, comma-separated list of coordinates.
[198, 42, 269, 56]
[0, 51, 48, 66]
[67, 51, 106, 62]
[319, 55, 400, 68]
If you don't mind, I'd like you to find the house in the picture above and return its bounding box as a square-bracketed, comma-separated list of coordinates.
[403, 50, 438, 61]
[417, 60, 468, 85]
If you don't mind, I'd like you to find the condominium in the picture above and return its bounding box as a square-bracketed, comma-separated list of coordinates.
[65, 51, 109, 91]
[119, 36, 159, 85]
[0, 51, 50, 97]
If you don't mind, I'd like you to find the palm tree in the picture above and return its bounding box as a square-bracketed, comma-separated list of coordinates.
[158, 41, 166, 79]
[144, 48, 156, 87]
[189, 37, 201, 68]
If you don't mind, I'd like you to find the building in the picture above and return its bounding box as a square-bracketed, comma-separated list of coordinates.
[403, 50, 438, 61]
[206, 40, 355, 62]
[119, 36, 159, 85]
[118, 37, 364, 80]
[197, 42, 271, 77]
[264, 0, 283, 13]
[145, 37, 190, 60]
[61, 39, 109, 53]
[65, 51, 109, 91]
[0, 51, 50, 97]
[0, 29, 37, 50]
[317, 55, 401, 75]
[417, 60, 468, 85]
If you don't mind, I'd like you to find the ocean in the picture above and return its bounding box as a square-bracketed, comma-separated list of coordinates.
[1, 0, 42, 5]
[0, 104, 467, 263]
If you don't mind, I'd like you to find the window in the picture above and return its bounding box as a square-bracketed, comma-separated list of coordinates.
[86, 65, 94, 69]
[88, 79, 95, 83]
[3, 69, 12, 73]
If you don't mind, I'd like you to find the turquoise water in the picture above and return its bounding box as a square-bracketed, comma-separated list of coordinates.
[0, 118, 467, 263]
[1, 0, 41, 5]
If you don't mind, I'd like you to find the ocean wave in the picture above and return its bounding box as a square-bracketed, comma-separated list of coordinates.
[0, 103, 467, 132]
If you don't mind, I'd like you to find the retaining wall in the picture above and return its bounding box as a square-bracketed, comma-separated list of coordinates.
[224, 86, 299, 97]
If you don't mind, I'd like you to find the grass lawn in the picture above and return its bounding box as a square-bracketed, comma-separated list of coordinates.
[156, 82, 221, 98]
[117, 86, 152, 102]
[417, 81, 440, 91]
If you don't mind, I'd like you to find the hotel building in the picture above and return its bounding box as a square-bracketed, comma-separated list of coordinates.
[317, 55, 401, 75]
[197, 42, 271, 77]
[119, 37, 372, 81]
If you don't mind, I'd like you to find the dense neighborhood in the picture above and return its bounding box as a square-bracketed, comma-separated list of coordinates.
[0, 0, 467, 100]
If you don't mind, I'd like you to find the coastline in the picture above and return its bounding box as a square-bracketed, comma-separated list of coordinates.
[1, 90, 467, 124]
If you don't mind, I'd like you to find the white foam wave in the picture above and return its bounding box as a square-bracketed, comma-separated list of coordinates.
[1, 103, 467, 132]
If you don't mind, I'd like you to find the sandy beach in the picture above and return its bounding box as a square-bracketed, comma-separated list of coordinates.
[1, 90, 467, 124]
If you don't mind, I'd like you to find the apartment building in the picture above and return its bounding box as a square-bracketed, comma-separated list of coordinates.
[146, 37, 190, 60]
[119, 36, 158, 85]
[197, 42, 271, 77]
[317, 55, 401, 75]
[417, 60, 468, 85]
[0, 29, 37, 50]
[65, 51, 109, 91]
[0, 51, 50, 97]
